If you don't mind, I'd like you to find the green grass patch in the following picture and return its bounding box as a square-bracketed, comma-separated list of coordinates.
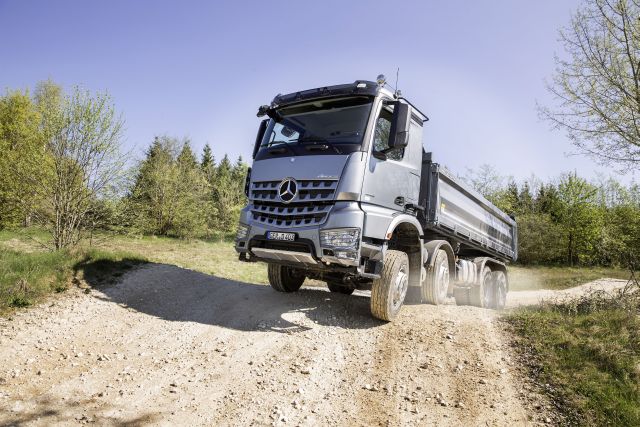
[507, 288, 640, 426]
[0, 246, 146, 314]
[509, 265, 629, 291]
[97, 233, 267, 284]
[0, 249, 75, 312]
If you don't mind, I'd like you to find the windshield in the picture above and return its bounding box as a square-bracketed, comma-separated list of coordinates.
[259, 97, 373, 153]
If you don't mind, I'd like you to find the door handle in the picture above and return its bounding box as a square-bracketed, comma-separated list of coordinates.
[394, 196, 405, 206]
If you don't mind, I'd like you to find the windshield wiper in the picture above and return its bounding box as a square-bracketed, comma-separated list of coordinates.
[267, 144, 296, 155]
[297, 136, 329, 144]
[303, 142, 342, 154]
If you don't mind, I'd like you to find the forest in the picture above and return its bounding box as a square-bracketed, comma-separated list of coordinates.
[0, 80, 638, 267]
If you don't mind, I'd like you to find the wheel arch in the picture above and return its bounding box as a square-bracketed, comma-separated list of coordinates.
[384, 216, 424, 288]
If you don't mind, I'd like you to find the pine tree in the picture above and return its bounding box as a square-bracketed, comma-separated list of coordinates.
[201, 143, 216, 182]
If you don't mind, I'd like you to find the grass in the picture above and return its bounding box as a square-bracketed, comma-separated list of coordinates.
[509, 265, 630, 291]
[0, 244, 146, 315]
[507, 283, 640, 426]
[98, 234, 268, 284]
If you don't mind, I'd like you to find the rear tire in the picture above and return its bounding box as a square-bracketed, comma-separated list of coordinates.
[491, 270, 507, 310]
[470, 266, 492, 307]
[371, 250, 409, 321]
[423, 249, 450, 305]
[327, 282, 354, 295]
[267, 264, 305, 293]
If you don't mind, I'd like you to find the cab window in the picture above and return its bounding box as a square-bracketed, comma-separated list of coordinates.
[373, 106, 404, 161]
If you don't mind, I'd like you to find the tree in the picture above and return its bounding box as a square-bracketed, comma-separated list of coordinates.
[129, 137, 208, 238]
[540, 0, 640, 170]
[0, 89, 45, 227]
[201, 143, 216, 182]
[462, 164, 505, 201]
[24, 84, 126, 249]
[555, 173, 603, 265]
[173, 141, 208, 237]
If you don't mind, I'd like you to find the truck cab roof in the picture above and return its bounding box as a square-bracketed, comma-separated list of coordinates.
[267, 80, 428, 122]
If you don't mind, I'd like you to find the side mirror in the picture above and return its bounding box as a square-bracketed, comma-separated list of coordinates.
[388, 101, 410, 149]
[257, 105, 270, 117]
[253, 119, 268, 159]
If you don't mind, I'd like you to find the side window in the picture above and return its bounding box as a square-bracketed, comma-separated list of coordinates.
[373, 106, 404, 161]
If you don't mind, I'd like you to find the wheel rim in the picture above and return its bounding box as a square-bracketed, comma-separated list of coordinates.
[495, 274, 507, 308]
[392, 263, 409, 310]
[436, 259, 449, 300]
[483, 273, 493, 307]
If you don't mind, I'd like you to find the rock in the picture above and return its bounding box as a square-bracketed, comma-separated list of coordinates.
[544, 417, 551, 424]
[479, 378, 487, 384]
[499, 368, 507, 374]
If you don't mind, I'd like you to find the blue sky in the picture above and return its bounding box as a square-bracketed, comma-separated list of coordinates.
[1, 0, 631, 182]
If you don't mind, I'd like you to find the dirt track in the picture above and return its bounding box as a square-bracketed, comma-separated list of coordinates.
[0, 264, 624, 426]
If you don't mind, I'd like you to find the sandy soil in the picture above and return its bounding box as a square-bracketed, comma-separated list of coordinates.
[0, 264, 622, 426]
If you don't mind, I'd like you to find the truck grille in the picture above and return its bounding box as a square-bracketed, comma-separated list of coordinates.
[249, 179, 338, 227]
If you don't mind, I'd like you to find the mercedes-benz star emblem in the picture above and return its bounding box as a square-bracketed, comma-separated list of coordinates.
[278, 178, 298, 203]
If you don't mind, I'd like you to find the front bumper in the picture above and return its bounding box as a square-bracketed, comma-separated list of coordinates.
[235, 201, 366, 269]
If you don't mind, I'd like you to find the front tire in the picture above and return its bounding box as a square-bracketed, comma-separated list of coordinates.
[423, 249, 450, 305]
[267, 264, 305, 293]
[371, 250, 409, 321]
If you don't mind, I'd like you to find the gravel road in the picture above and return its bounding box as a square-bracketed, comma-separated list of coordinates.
[0, 264, 622, 426]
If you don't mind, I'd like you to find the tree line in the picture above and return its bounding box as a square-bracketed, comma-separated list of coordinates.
[0, 80, 248, 246]
[463, 165, 640, 267]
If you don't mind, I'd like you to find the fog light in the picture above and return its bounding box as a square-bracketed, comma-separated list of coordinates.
[320, 228, 360, 250]
[236, 223, 249, 240]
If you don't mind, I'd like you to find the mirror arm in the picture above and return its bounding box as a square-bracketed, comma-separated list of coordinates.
[371, 150, 387, 161]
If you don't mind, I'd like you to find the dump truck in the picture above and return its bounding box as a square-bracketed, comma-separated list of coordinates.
[235, 76, 517, 321]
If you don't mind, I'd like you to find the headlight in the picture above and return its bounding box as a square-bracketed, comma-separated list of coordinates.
[320, 228, 360, 249]
[236, 223, 250, 240]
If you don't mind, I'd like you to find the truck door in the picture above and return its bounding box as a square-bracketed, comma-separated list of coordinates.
[361, 101, 422, 212]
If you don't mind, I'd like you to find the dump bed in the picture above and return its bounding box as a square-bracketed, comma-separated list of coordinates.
[418, 153, 518, 262]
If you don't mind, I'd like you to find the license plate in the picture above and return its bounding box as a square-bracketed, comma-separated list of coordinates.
[267, 231, 296, 241]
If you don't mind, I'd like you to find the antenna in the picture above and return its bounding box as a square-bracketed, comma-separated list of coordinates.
[394, 67, 400, 96]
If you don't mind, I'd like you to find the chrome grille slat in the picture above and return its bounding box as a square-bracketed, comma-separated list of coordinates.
[249, 179, 338, 228]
